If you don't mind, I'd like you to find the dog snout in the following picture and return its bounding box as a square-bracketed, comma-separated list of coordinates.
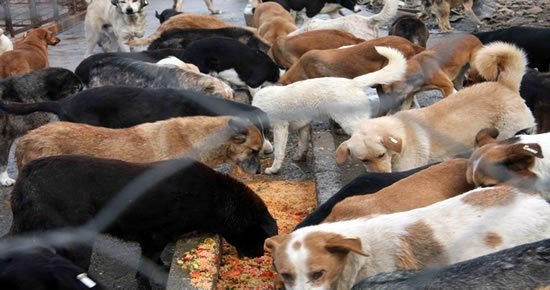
[238, 156, 262, 174]
[126, 7, 134, 14]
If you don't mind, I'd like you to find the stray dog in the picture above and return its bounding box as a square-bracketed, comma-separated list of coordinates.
[0, 87, 273, 154]
[16, 116, 265, 174]
[263, 0, 361, 18]
[173, 0, 221, 14]
[0, 28, 13, 55]
[154, 8, 181, 23]
[84, 0, 148, 56]
[353, 238, 550, 290]
[87, 56, 234, 99]
[287, 0, 398, 40]
[252, 46, 406, 174]
[9, 155, 278, 288]
[388, 14, 429, 48]
[252, 2, 296, 45]
[0, 28, 60, 78]
[148, 27, 270, 53]
[336, 43, 535, 173]
[421, 0, 481, 32]
[474, 26, 550, 72]
[0, 68, 83, 186]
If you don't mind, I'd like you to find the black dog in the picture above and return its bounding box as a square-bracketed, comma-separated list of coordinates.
[0, 67, 83, 187]
[474, 26, 550, 72]
[520, 68, 550, 133]
[148, 27, 270, 53]
[181, 37, 280, 88]
[265, 0, 359, 17]
[74, 48, 187, 85]
[353, 238, 550, 289]
[0, 247, 104, 290]
[9, 155, 278, 288]
[154, 8, 182, 24]
[389, 14, 429, 48]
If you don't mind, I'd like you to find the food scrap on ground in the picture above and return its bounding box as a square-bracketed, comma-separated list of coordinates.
[177, 237, 219, 290]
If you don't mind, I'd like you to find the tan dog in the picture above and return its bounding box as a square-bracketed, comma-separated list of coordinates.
[16, 116, 265, 174]
[269, 29, 364, 69]
[423, 0, 482, 33]
[326, 159, 474, 222]
[0, 28, 60, 78]
[336, 42, 535, 173]
[279, 36, 424, 84]
[252, 2, 296, 45]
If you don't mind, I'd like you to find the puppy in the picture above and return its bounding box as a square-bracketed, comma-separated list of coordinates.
[0, 28, 13, 55]
[16, 116, 265, 174]
[388, 14, 429, 48]
[336, 43, 535, 172]
[84, 0, 148, 56]
[0, 28, 60, 78]
[421, 0, 481, 32]
[154, 8, 181, 23]
[252, 2, 296, 45]
[173, 0, 221, 14]
[252, 46, 406, 174]
[0, 68, 83, 186]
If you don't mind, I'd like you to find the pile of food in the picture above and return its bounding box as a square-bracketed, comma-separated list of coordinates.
[177, 237, 219, 289]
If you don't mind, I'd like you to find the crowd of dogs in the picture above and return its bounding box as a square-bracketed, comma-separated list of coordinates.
[0, 0, 550, 289]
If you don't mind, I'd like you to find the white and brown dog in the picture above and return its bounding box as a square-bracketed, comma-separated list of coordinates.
[336, 42, 535, 173]
[84, 0, 148, 56]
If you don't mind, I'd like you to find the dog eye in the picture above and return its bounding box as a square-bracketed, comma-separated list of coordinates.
[281, 273, 294, 282]
[377, 153, 385, 159]
[310, 270, 324, 281]
[361, 159, 370, 164]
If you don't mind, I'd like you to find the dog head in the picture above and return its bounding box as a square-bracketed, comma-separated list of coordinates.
[26, 28, 60, 46]
[338, 0, 360, 13]
[226, 118, 265, 174]
[247, 50, 281, 88]
[466, 128, 543, 188]
[112, 0, 148, 15]
[265, 231, 368, 290]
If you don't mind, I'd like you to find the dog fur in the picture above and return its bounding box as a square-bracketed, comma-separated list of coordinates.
[154, 8, 182, 23]
[0, 28, 13, 55]
[0, 68, 83, 186]
[84, 0, 148, 56]
[0, 28, 60, 78]
[252, 2, 296, 45]
[87, 56, 234, 99]
[269, 29, 364, 69]
[336, 42, 535, 173]
[173, 0, 221, 14]
[388, 14, 429, 48]
[421, 0, 481, 32]
[252, 46, 407, 174]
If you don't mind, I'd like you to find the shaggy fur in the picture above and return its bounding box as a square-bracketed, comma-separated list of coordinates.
[0, 28, 60, 78]
[337, 42, 535, 173]
[148, 27, 270, 53]
[154, 8, 181, 24]
[252, 2, 296, 45]
[0, 68, 83, 186]
[0, 28, 13, 55]
[16, 116, 265, 173]
[9, 155, 278, 288]
[388, 15, 429, 48]
[353, 238, 550, 290]
[421, 0, 481, 32]
[84, 0, 148, 56]
[87, 56, 233, 99]
[252, 46, 406, 174]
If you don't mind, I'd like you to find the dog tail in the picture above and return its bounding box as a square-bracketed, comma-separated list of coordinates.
[352, 46, 407, 87]
[368, 0, 399, 24]
[0, 101, 61, 116]
[473, 42, 527, 92]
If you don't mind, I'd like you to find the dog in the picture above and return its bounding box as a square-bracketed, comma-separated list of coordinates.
[173, 0, 221, 14]
[474, 26, 550, 72]
[0, 28, 13, 55]
[279, 35, 424, 84]
[388, 14, 429, 48]
[287, 0, 398, 40]
[127, 13, 233, 47]
[0, 28, 60, 78]
[0, 68, 83, 186]
[421, 0, 481, 32]
[148, 27, 270, 53]
[263, 0, 361, 18]
[8, 155, 278, 288]
[87, 56, 234, 99]
[154, 8, 182, 23]
[252, 2, 296, 45]
[336, 43, 535, 173]
[0, 87, 273, 154]
[353, 238, 550, 290]
[84, 0, 148, 56]
[269, 29, 364, 68]
[252, 46, 406, 174]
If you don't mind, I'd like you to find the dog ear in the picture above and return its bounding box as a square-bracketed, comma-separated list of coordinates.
[141, 0, 149, 7]
[381, 136, 402, 153]
[475, 128, 499, 147]
[111, 0, 118, 6]
[155, 10, 160, 19]
[228, 118, 249, 144]
[335, 141, 350, 165]
[325, 235, 369, 257]
[264, 234, 289, 254]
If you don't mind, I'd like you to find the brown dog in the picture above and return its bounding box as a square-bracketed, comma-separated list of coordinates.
[0, 28, 60, 78]
[422, 0, 482, 33]
[269, 29, 364, 69]
[252, 2, 296, 45]
[279, 36, 424, 84]
[16, 116, 266, 173]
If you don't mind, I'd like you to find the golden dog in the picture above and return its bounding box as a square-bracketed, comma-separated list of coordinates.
[423, 0, 482, 33]
[252, 2, 296, 45]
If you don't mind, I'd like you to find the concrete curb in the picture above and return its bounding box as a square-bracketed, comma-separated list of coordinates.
[311, 121, 343, 205]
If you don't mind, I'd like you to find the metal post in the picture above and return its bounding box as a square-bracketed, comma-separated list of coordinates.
[1, 0, 15, 36]
[29, 0, 40, 27]
[52, 0, 60, 20]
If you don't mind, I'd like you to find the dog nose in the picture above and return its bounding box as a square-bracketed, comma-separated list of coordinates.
[126, 7, 133, 13]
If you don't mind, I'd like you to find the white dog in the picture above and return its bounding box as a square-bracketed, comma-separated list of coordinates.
[0, 28, 13, 55]
[288, 0, 398, 40]
[173, 0, 221, 14]
[84, 0, 148, 57]
[252, 46, 406, 174]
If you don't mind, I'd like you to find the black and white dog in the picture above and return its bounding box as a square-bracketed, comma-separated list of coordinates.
[264, 0, 360, 18]
[0, 68, 83, 186]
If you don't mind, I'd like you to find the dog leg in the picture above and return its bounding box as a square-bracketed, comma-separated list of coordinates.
[0, 138, 14, 187]
[173, 0, 183, 11]
[433, 2, 452, 32]
[84, 23, 101, 57]
[204, 0, 221, 14]
[463, 0, 482, 25]
[292, 124, 311, 161]
[117, 36, 132, 53]
[265, 122, 289, 174]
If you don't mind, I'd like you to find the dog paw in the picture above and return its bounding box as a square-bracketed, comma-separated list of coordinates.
[0, 176, 15, 187]
[210, 9, 222, 14]
[264, 167, 279, 175]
